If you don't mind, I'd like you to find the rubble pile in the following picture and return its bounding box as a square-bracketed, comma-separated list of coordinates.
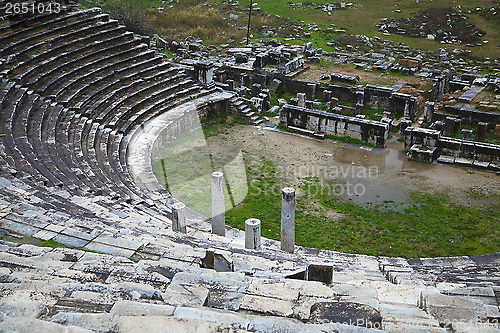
[378, 7, 486, 46]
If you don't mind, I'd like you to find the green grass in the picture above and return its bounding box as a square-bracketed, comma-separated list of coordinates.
[248, 0, 499, 58]
[42, 239, 107, 254]
[75, 0, 498, 57]
[325, 134, 375, 148]
[152, 122, 499, 257]
[363, 106, 384, 121]
[451, 124, 477, 139]
[225, 158, 500, 258]
[486, 129, 500, 145]
[153, 113, 248, 216]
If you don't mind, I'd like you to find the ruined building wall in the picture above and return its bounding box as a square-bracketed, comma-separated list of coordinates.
[404, 127, 500, 168]
[433, 105, 500, 126]
[280, 105, 389, 147]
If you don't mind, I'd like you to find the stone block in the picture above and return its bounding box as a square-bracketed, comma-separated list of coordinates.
[269, 79, 282, 93]
[240, 294, 294, 317]
[162, 283, 208, 307]
[247, 278, 299, 301]
[308, 301, 382, 328]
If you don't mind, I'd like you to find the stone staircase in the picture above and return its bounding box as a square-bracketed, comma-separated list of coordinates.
[0, 1, 498, 332]
[230, 96, 264, 126]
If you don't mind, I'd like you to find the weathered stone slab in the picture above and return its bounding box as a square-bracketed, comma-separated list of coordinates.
[173, 306, 251, 330]
[115, 315, 247, 333]
[51, 297, 114, 315]
[83, 242, 136, 258]
[452, 322, 500, 333]
[161, 283, 209, 306]
[52, 233, 90, 248]
[308, 301, 382, 328]
[283, 278, 334, 298]
[205, 289, 245, 311]
[382, 322, 448, 332]
[247, 278, 299, 301]
[51, 313, 115, 333]
[33, 229, 58, 241]
[171, 272, 250, 293]
[7, 244, 51, 257]
[379, 302, 440, 327]
[427, 306, 486, 326]
[0, 301, 48, 319]
[240, 294, 295, 317]
[0, 218, 40, 236]
[0, 317, 92, 333]
[110, 300, 175, 316]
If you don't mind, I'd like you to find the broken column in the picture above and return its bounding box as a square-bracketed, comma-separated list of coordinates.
[211, 172, 225, 236]
[461, 129, 473, 141]
[270, 79, 282, 93]
[172, 202, 187, 233]
[297, 93, 306, 108]
[423, 101, 434, 122]
[194, 60, 214, 86]
[307, 83, 316, 100]
[444, 117, 456, 137]
[251, 83, 262, 97]
[281, 187, 296, 253]
[476, 122, 488, 142]
[399, 119, 412, 134]
[245, 218, 262, 250]
[323, 90, 332, 103]
[227, 79, 235, 91]
[403, 100, 411, 119]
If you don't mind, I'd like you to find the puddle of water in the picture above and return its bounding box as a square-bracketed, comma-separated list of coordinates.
[278, 135, 436, 210]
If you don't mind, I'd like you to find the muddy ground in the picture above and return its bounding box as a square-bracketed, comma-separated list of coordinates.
[210, 124, 500, 209]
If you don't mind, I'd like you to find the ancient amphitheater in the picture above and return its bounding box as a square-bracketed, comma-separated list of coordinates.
[0, 1, 499, 332]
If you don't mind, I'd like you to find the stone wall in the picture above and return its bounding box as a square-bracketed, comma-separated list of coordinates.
[433, 105, 500, 126]
[150, 97, 230, 169]
[404, 127, 500, 169]
[363, 85, 418, 118]
[280, 105, 389, 147]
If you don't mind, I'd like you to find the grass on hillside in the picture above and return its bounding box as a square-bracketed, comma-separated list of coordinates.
[251, 0, 500, 58]
[153, 120, 500, 258]
[75, 0, 499, 57]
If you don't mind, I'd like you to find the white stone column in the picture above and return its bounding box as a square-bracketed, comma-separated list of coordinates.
[211, 172, 225, 236]
[245, 218, 261, 250]
[172, 202, 187, 233]
[281, 187, 295, 253]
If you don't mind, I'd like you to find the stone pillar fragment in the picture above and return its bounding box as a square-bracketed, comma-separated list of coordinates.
[172, 202, 187, 233]
[461, 129, 473, 141]
[444, 117, 455, 137]
[323, 90, 332, 103]
[423, 101, 434, 122]
[245, 218, 261, 250]
[476, 122, 488, 142]
[281, 187, 296, 253]
[297, 93, 306, 108]
[211, 172, 225, 236]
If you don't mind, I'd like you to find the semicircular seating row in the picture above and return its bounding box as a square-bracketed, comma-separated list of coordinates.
[0, 3, 499, 333]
